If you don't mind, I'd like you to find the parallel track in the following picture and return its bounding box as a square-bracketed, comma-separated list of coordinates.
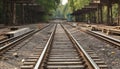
[0, 30, 34, 47]
[0, 24, 50, 55]
[85, 30, 120, 48]
[21, 24, 108, 69]
[67, 22, 120, 49]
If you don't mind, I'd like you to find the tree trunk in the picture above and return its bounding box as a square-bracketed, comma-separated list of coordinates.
[97, 7, 100, 23]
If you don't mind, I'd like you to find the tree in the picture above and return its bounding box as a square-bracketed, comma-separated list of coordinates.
[0, 0, 60, 25]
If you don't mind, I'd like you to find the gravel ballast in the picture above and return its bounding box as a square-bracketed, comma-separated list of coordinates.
[65, 24, 120, 69]
[0, 24, 54, 69]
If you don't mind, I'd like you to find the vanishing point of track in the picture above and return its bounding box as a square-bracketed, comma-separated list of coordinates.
[21, 24, 108, 69]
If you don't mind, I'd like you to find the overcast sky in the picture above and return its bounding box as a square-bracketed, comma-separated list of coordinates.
[61, 0, 68, 5]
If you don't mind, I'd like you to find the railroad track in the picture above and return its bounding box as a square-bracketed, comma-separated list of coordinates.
[0, 36, 7, 42]
[0, 24, 50, 55]
[21, 24, 108, 69]
[67, 23, 120, 49]
[0, 30, 34, 46]
[85, 30, 120, 49]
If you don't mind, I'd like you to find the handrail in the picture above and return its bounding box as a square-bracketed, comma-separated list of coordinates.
[61, 24, 100, 69]
[34, 24, 56, 69]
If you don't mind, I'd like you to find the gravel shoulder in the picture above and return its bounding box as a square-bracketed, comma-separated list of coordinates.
[65, 24, 120, 69]
[0, 24, 54, 69]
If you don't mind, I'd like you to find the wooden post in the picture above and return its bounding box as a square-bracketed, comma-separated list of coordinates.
[83, 14, 86, 22]
[26, 4, 29, 23]
[29, 8, 33, 23]
[91, 12, 94, 23]
[93, 10, 96, 23]
[89, 12, 92, 23]
[29, 5, 32, 23]
[85, 14, 88, 22]
[107, 1, 113, 26]
[3, 1, 11, 25]
[118, 2, 120, 25]
[11, 2, 16, 25]
[100, 5, 103, 23]
[22, 4, 25, 24]
[97, 7, 100, 23]
[2, 1, 6, 24]
[107, 4, 110, 25]
[110, 4, 113, 25]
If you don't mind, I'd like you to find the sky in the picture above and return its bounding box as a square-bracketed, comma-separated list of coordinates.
[61, 0, 68, 5]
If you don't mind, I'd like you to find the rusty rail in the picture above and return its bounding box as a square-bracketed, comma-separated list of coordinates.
[61, 24, 100, 69]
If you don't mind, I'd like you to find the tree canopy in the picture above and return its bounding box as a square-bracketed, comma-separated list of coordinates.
[0, 0, 60, 24]
[56, 0, 120, 25]
[36, 0, 60, 12]
[54, 0, 90, 18]
[69, 0, 90, 11]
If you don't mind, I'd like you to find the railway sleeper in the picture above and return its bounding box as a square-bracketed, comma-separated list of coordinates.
[21, 24, 107, 69]
[23, 62, 36, 65]
[49, 56, 79, 59]
[46, 65, 85, 69]
[25, 59, 38, 62]
[21, 65, 34, 69]
[86, 50, 108, 69]
[47, 61, 83, 65]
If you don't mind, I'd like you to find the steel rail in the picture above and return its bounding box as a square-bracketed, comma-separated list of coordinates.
[86, 30, 120, 47]
[0, 24, 50, 55]
[61, 24, 100, 69]
[67, 22, 120, 48]
[0, 30, 35, 50]
[0, 24, 50, 45]
[34, 24, 56, 69]
[0, 30, 33, 44]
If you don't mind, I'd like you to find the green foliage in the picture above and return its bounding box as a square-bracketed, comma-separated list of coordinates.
[36, 0, 60, 21]
[53, 5, 66, 18]
[36, 0, 60, 12]
[59, 0, 120, 23]
[68, 0, 90, 11]
[55, 0, 90, 19]
[102, 4, 119, 22]
[112, 4, 118, 18]
[0, 0, 60, 23]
